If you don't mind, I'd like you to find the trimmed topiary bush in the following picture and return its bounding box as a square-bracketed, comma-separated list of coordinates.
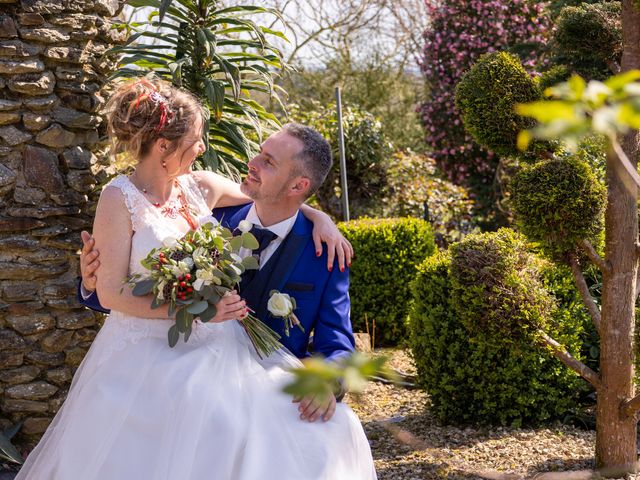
[553, 2, 622, 80]
[455, 52, 542, 158]
[449, 229, 554, 341]
[510, 157, 606, 260]
[538, 64, 572, 92]
[408, 231, 589, 426]
[339, 218, 436, 346]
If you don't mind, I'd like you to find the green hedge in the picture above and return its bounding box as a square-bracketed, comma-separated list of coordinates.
[339, 218, 436, 346]
[408, 230, 589, 426]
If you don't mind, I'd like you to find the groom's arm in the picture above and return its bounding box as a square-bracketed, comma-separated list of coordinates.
[76, 281, 110, 314]
[312, 261, 355, 363]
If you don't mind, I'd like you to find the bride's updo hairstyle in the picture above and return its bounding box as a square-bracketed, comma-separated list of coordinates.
[105, 77, 205, 162]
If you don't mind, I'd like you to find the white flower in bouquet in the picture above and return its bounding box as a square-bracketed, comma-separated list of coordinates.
[238, 219, 253, 233]
[193, 269, 216, 291]
[192, 247, 209, 268]
[157, 279, 167, 300]
[179, 258, 194, 271]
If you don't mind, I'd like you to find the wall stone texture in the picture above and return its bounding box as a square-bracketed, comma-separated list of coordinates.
[0, 0, 125, 449]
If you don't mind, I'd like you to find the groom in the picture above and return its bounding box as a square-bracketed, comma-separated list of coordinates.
[78, 123, 355, 422]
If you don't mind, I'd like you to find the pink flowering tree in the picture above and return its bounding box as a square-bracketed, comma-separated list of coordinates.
[419, 0, 549, 220]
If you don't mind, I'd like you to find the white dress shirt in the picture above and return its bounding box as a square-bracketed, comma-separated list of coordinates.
[239, 204, 298, 269]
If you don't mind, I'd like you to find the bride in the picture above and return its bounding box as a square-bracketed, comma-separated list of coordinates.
[16, 78, 377, 479]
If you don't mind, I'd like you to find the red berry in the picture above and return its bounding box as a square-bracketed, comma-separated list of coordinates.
[186, 287, 193, 293]
[185, 274, 191, 281]
[180, 281, 186, 287]
[159, 252, 165, 258]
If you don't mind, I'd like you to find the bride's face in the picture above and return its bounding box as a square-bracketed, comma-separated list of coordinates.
[165, 116, 206, 176]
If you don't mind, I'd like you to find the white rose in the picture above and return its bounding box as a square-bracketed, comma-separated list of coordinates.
[238, 219, 253, 233]
[178, 258, 194, 272]
[193, 269, 214, 291]
[267, 292, 294, 317]
[162, 236, 178, 248]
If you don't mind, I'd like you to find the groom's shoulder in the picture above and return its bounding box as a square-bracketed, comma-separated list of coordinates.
[212, 202, 252, 226]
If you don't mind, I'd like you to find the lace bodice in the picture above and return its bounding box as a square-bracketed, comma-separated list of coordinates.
[106, 174, 213, 277]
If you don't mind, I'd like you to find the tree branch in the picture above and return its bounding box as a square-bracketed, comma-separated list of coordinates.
[622, 393, 640, 417]
[578, 238, 610, 272]
[568, 253, 602, 332]
[611, 137, 640, 189]
[539, 330, 601, 390]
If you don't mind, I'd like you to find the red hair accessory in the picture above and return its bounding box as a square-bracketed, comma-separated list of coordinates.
[131, 79, 174, 132]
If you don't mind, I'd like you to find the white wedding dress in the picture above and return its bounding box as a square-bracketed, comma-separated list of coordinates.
[17, 175, 377, 480]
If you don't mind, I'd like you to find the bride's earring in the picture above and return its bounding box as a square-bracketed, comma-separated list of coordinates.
[161, 160, 167, 169]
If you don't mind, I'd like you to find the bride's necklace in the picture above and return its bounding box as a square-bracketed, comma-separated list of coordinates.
[133, 175, 199, 230]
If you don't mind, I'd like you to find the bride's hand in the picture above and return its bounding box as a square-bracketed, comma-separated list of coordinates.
[210, 290, 248, 323]
[304, 208, 354, 272]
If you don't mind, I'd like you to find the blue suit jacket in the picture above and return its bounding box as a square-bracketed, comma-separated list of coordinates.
[78, 203, 355, 362]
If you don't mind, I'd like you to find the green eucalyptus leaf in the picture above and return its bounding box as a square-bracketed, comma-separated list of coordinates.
[132, 279, 155, 296]
[229, 235, 243, 251]
[187, 300, 209, 315]
[241, 255, 259, 270]
[199, 304, 218, 322]
[241, 232, 259, 250]
[168, 324, 180, 347]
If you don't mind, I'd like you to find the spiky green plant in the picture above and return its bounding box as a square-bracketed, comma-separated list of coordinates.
[110, 0, 289, 178]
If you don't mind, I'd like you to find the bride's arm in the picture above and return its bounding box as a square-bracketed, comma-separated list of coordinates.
[94, 186, 248, 322]
[93, 186, 171, 318]
[190, 170, 353, 270]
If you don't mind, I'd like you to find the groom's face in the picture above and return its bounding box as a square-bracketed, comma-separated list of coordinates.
[241, 131, 305, 202]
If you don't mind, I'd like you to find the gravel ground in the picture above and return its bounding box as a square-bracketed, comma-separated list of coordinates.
[345, 349, 596, 480]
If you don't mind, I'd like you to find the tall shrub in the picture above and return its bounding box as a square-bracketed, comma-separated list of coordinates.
[381, 151, 478, 247]
[419, 0, 549, 215]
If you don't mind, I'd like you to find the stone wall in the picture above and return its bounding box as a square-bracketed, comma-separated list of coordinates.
[0, 0, 125, 448]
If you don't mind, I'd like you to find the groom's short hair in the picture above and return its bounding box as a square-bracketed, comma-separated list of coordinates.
[283, 123, 332, 198]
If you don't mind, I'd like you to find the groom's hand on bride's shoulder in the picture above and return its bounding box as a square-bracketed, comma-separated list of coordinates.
[293, 392, 337, 423]
[80, 230, 100, 293]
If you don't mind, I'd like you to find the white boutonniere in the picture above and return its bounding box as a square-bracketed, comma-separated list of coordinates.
[268, 290, 304, 336]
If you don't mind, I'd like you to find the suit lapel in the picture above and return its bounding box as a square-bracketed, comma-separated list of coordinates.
[224, 203, 253, 230]
[251, 213, 311, 320]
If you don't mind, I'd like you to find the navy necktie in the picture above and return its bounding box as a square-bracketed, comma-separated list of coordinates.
[240, 225, 277, 288]
[250, 225, 278, 256]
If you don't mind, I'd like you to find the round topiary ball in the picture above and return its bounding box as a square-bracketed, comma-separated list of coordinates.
[449, 228, 554, 340]
[455, 51, 542, 158]
[554, 2, 622, 80]
[510, 157, 606, 260]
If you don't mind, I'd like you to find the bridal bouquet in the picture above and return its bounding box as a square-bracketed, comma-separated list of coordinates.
[126, 221, 282, 357]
